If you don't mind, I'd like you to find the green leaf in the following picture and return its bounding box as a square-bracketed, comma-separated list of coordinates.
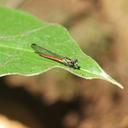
[0, 7, 123, 89]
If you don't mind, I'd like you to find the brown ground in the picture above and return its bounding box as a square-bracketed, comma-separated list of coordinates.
[0, 0, 128, 128]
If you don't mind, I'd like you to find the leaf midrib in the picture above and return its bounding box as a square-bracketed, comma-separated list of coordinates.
[0, 44, 32, 53]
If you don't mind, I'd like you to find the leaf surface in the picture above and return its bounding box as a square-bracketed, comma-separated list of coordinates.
[0, 7, 123, 89]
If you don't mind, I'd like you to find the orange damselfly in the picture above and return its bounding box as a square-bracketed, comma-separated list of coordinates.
[31, 43, 80, 69]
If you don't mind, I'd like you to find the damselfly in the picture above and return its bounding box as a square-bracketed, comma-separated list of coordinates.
[31, 43, 80, 69]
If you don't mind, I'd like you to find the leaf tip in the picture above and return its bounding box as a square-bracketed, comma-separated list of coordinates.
[100, 71, 124, 89]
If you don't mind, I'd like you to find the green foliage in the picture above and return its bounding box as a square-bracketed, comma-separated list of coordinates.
[0, 7, 123, 89]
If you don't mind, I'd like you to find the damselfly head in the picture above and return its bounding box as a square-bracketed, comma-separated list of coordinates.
[73, 61, 80, 69]
[73, 59, 78, 63]
[63, 58, 80, 69]
[71, 59, 80, 69]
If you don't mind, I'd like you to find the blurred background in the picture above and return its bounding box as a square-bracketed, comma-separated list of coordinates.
[0, 0, 128, 128]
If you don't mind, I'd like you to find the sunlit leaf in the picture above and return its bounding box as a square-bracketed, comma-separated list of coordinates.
[0, 7, 123, 89]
